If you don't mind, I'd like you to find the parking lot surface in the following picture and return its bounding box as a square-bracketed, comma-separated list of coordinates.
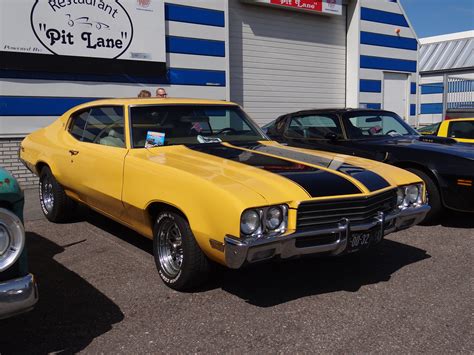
[1, 189, 473, 354]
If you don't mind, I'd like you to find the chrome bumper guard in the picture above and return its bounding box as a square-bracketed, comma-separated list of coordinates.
[225, 205, 430, 269]
[0, 274, 38, 319]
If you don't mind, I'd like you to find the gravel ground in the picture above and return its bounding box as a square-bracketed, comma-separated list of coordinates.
[1, 189, 473, 354]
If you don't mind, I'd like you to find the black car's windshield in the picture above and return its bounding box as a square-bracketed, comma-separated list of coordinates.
[343, 111, 418, 139]
[130, 105, 267, 148]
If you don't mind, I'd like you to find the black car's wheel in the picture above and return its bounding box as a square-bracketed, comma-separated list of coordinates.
[406, 168, 443, 225]
[153, 211, 210, 291]
[39, 167, 76, 222]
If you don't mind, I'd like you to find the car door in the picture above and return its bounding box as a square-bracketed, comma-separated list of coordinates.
[62, 105, 128, 220]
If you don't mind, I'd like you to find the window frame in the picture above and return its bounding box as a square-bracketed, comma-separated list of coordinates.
[127, 103, 269, 149]
[66, 105, 127, 148]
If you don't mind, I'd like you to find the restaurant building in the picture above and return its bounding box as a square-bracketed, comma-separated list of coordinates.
[0, 0, 419, 186]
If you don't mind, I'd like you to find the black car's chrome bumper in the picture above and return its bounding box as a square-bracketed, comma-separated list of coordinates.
[224, 205, 430, 269]
[0, 274, 38, 319]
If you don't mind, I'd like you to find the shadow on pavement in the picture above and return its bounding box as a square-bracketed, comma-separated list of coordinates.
[80, 210, 431, 308]
[439, 210, 474, 229]
[213, 240, 430, 307]
[0, 232, 124, 354]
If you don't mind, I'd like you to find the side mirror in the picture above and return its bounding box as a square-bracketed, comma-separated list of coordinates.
[325, 132, 338, 141]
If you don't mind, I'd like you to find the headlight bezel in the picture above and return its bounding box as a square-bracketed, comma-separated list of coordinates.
[396, 183, 424, 210]
[0, 208, 25, 273]
[240, 204, 288, 239]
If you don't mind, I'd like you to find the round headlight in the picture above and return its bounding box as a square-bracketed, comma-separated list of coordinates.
[0, 208, 25, 272]
[241, 210, 260, 235]
[0, 224, 10, 256]
[265, 206, 283, 230]
[406, 185, 420, 204]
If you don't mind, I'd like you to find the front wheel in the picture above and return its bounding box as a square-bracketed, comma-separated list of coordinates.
[153, 211, 210, 291]
[406, 168, 443, 225]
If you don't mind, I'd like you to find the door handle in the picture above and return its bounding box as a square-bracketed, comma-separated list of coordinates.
[69, 150, 79, 156]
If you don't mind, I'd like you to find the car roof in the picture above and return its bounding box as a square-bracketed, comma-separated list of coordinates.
[78, 97, 237, 107]
[281, 108, 392, 117]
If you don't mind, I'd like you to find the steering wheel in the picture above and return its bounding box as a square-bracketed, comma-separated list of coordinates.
[216, 127, 237, 135]
[385, 129, 398, 136]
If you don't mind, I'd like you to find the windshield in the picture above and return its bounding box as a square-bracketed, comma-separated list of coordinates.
[343, 111, 418, 139]
[130, 105, 267, 148]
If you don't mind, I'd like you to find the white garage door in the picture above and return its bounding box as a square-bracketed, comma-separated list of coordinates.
[229, 0, 347, 126]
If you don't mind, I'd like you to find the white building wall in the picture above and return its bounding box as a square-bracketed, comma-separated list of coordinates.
[348, 0, 419, 124]
[0, 0, 229, 137]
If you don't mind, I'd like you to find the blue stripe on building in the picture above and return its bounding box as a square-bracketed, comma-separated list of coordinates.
[360, 32, 417, 50]
[411, 82, 417, 95]
[421, 103, 443, 114]
[361, 8, 409, 27]
[168, 68, 225, 86]
[410, 104, 416, 116]
[360, 79, 382, 93]
[166, 36, 225, 57]
[0, 68, 226, 86]
[165, 3, 225, 27]
[421, 83, 444, 95]
[361, 103, 382, 109]
[360, 55, 417, 73]
[0, 97, 97, 116]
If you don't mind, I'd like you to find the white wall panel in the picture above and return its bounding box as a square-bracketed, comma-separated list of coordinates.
[420, 93, 443, 104]
[166, 0, 226, 10]
[0, 116, 57, 137]
[360, 92, 382, 103]
[418, 114, 442, 125]
[360, 44, 417, 61]
[361, 0, 402, 14]
[166, 21, 226, 41]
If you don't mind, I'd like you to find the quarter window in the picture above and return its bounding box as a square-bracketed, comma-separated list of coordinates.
[68, 106, 125, 147]
[286, 115, 342, 139]
[447, 121, 474, 139]
[69, 110, 89, 140]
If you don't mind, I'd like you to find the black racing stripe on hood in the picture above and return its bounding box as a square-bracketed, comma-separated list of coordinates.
[336, 164, 390, 192]
[187, 144, 361, 197]
[238, 143, 390, 192]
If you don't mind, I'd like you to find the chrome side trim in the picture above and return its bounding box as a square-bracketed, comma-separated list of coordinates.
[0, 274, 38, 319]
[224, 204, 430, 269]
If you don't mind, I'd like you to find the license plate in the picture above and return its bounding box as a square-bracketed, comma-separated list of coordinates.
[347, 230, 383, 252]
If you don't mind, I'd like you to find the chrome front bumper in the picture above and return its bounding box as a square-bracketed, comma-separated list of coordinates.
[225, 205, 430, 269]
[0, 274, 38, 319]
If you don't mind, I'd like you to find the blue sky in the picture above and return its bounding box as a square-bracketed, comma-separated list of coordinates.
[399, 0, 474, 38]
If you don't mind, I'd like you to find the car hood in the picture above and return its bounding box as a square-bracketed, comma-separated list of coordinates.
[144, 141, 419, 203]
[356, 136, 474, 160]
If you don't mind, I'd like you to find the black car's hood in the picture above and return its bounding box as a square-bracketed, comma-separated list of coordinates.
[355, 135, 474, 160]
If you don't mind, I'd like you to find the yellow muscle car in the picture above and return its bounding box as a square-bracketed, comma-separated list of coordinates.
[20, 98, 430, 290]
[418, 118, 474, 144]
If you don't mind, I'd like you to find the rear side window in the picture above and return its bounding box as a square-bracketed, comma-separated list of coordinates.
[448, 121, 474, 139]
[69, 110, 89, 140]
[68, 106, 125, 147]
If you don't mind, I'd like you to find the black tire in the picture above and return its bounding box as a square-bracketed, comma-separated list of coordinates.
[153, 211, 210, 291]
[39, 166, 76, 222]
[406, 168, 443, 225]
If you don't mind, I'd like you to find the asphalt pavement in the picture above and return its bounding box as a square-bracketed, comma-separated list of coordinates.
[1, 189, 473, 354]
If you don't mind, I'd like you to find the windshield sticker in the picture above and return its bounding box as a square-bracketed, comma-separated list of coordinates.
[145, 131, 165, 148]
[197, 135, 222, 144]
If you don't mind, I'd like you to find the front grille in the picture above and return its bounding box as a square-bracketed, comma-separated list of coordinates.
[297, 189, 397, 229]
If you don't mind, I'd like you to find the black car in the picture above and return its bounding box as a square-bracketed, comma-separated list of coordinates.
[264, 108, 474, 223]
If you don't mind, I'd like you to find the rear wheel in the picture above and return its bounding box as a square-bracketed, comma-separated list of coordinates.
[153, 211, 210, 291]
[406, 168, 443, 225]
[39, 167, 76, 222]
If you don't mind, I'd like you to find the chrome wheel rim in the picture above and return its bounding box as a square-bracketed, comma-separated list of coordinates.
[40, 176, 54, 214]
[158, 218, 183, 278]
